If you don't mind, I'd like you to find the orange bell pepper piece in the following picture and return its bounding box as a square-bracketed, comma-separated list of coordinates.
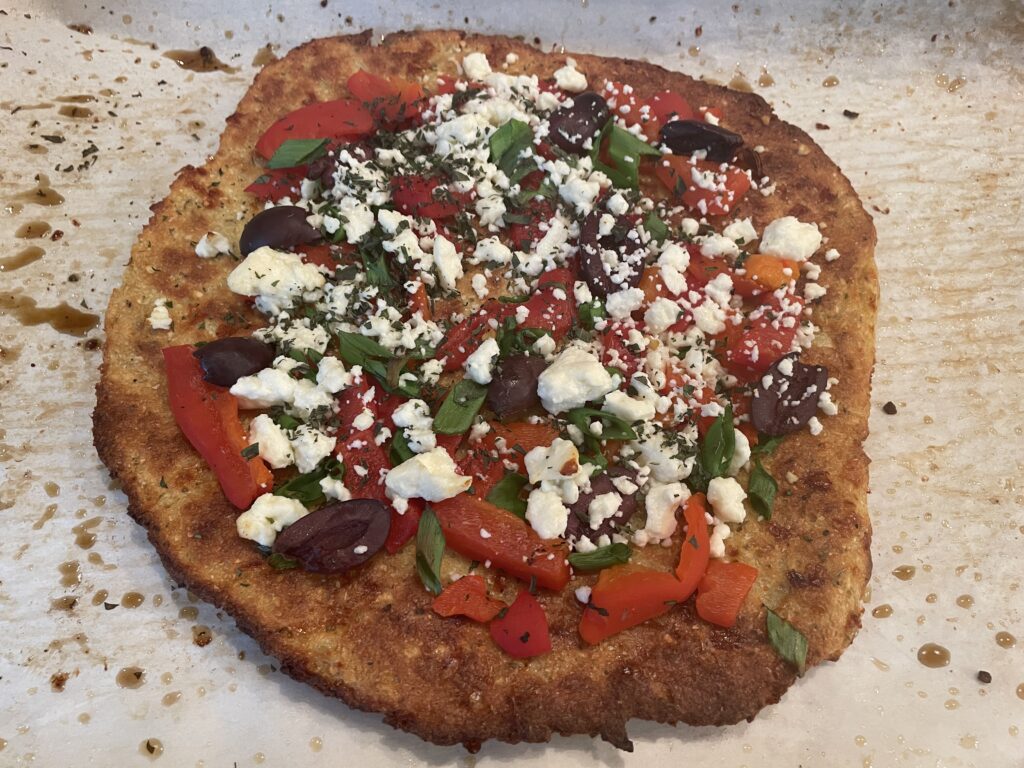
[675, 493, 711, 597]
[695, 560, 758, 628]
[578, 563, 688, 645]
[431, 574, 505, 622]
[742, 253, 799, 291]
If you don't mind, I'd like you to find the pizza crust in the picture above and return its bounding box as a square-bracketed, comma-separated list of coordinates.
[94, 30, 877, 750]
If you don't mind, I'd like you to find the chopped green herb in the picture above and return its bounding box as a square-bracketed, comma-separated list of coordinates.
[495, 317, 547, 357]
[434, 379, 488, 435]
[568, 542, 632, 571]
[590, 120, 660, 189]
[390, 428, 415, 465]
[485, 472, 529, 518]
[578, 300, 606, 331]
[266, 138, 329, 169]
[747, 460, 778, 518]
[267, 553, 299, 570]
[766, 607, 808, 674]
[415, 507, 445, 596]
[751, 434, 784, 457]
[643, 211, 669, 243]
[240, 443, 260, 460]
[699, 403, 735, 481]
[158, 476, 168, 489]
[272, 459, 343, 508]
[488, 119, 535, 184]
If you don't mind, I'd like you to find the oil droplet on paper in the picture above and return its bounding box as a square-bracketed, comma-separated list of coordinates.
[192, 625, 213, 647]
[892, 565, 916, 581]
[253, 752, 266, 764]
[77, 713, 90, 724]
[945, 699, 959, 710]
[59, 561, 81, 587]
[1016, 682, 1024, 700]
[91, 589, 108, 606]
[871, 657, 890, 672]
[9, 174, 64, 206]
[0, 294, 99, 337]
[140, 738, 163, 759]
[959, 735, 977, 749]
[33, 504, 57, 529]
[917, 643, 950, 668]
[925, 593, 938, 604]
[121, 592, 145, 608]
[116, 666, 146, 689]
[15, 220, 51, 239]
[73, 517, 102, 548]
[179, 606, 199, 621]
[995, 631, 1016, 648]
[0, 246, 44, 272]
[956, 594, 974, 608]
[872, 604, 893, 618]
[162, 691, 182, 707]
[43, 481, 60, 497]
[822, 75, 839, 87]
[163, 47, 239, 74]
[0, 738, 7, 751]
[160, 672, 173, 685]
[309, 737, 323, 752]
[854, 735, 867, 746]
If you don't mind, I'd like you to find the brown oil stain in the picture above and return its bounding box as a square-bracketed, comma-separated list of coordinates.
[925, 593, 938, 604]
[152, 594, 164, 607]
[92, 495, 107, 508]
[56, 94, 97, 104]
[1017, 682, 1024, 700]
[757, 67, 775, 88]
[3, 202, 24, 216]
[945, 698, 959, 710]
[50, 671, 70, 692]
[140, 738, 163, 759]
[163, 47, 239, 74]
[728, 74, 753, 93]
[872, 604, 893, 618]
[59, 560, 81, 588]
[87, 552, 116, 571]
[917, 643, 951, 668]
[72, 517, 102, 548]
[956, 594, 974, 608]
[309, 737, 323, 752]
[161, 691, 182, 706]
[15, 221, 52, 239]
[160, 672, 173, 685]
[0, 293, 99, 337]
[77, 713, 90, 724]
[116, 666, 146, 689]
[43, 481, 60, 497]
[935, 73, 968, 93]
[892, 565, 916, 581]
[51, 596, 78, 611]
[870, 657, 890, 672]
[959, 735, 977, 749]
[252, 44, 278, 67]
[25, 144, 48, 155]
[996, 631, 1016, 648]
[179, 606, 199, 620]
[121, 592, 145, 608]
[192, 625, 213, 647]
[67, 23, 93, 34]
[9, 174, 64, 207]
[58, 105, 95, 120]
[822, 75, 840, 87]
[32, 503, 58, 529]
[91, 589, 109, 606]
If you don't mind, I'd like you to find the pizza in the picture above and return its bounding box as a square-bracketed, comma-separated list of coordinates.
[94, 30, 877, 751]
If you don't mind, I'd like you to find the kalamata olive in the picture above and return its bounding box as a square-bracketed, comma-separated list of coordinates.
[193, 337, 275, 387]
[578, 210, 647, 299]
[565, 465, 639, 543]
[486, 354, 548, 419]
[239, 205, 321, 256]
[751, 354, 829, 436]
[305, 154, 337, 187]
[659, 119, 744, 163]
[547, 92, 609, 155]
[272, 499, 390, 574]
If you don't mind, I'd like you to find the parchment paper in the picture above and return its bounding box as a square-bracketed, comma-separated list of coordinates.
[1, 1, 1022, 766]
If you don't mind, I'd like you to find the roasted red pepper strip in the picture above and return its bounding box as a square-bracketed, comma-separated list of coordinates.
[695, 560, 758, 628]
[521, 267, 577, 341]
[432, 495, 570, 591]
[578, 563, 687, 645]
[347, 70, 425, 130]
[489, 589, 551, 658]
[435, 300, 515, 372]
[675, 493, 711, 598]
[163, 345, 273, 509]
[432, 574, 505, 622]
[245, 167, 305, 201]
[254, 98, 372, 160]
[384, 498, 421, 555]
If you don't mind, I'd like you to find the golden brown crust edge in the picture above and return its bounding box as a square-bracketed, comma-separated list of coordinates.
[94, 30, 877, 751]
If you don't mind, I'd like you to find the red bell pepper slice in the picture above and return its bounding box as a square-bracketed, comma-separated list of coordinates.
[435, 300, 515, 372]
[695, 560, 759, 628]
[579, 563, 688, 645]
[654, 155, 751, 216]
[489, 421, 560, 473]
[254, 98, 373, 160]
[521, 267, 576, 341]
[432, 495, 570, 591]
[675, 493, 711, 597]
[390, 174, 470, 220]
[245, 167, 305, 201]
[384, 498, 421, 555]
[347, 70, 425, 130]
[489, 589, 551, 658]
[432, 574, 505, 622]
[162, 345, 273, 509]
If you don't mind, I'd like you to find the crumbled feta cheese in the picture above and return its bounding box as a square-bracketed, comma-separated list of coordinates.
[704, 272, 734, 308]
[462, 51, 492, 80]
[463, 337, 499, 385]
[471, 273, 489, 299]
[605, 287, 646, 320]
[315, 356, 352, 394]
[727, 428, 750, 476]
[472, 237, 513, 265]
[230, 367, 297, 409]
[804, 282, 828, 301]
[707, 476, 747, 523]
[642, 481, 689, 542]
[559, 174, 602, 215]
[606, 192, 630, 216]
[574, 585, 592, 604]
[524, 438, 581, 485]
[808, 416, 824, 436]
[818, 391, 839, 416]
[335, 196, 375, 244]
[630, 424, 695, 483]
[290, 425, 336, 474]
[353, 408, 375, 432]
[148, 298, 172, 330]
[824, 248, 841, 262]
[248, 414, 294, 469]
[320, 476, 352, 502]
[227, 246, 326, 315]
[532, 334, 556, 357]
[698, 233, 740, 259]
[691, 300, 727, 335]
[525, 488, 570, 539]
[385, 448, 471, 502]
[602, 390, 656, 423]
[722, 218, 758, 245]
[759, 216, 822, 262]
[195, 231, 231, 259]
[236, 494, 308, 547]
[588, 491, 623, 530]
[709, 521, 731, 559]
[644, 297, 681, 334]
[433, 234, 463, 290]
[657, 242, 691, 272]
[553, 58, 588, 92]
[537, 347, 615, 413]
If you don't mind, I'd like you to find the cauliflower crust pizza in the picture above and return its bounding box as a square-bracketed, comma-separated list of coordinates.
[94, 30, 877, 751]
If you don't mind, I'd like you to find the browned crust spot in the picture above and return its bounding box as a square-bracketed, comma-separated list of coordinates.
[93, 30, 877, 751]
